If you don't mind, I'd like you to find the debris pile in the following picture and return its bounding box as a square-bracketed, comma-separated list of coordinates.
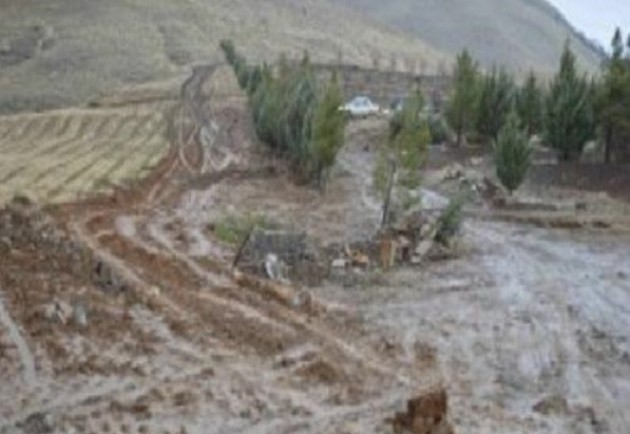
[438, 162, 504, 205]
[390, 388, 454, 434]
[329, 209, 456, 274]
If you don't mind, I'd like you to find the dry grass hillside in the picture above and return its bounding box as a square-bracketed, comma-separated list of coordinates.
[0, 0, 445, 114]
[337, 0, 604, 76]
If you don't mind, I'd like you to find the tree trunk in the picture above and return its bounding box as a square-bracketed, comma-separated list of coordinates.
[604, 124, 613, 164]
[456, 113, 464, 147]
[381, 160, 397, 229]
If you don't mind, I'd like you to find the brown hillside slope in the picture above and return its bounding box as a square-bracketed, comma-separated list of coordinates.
[336, 0, 603, 76]
[0, 0, 444, 114]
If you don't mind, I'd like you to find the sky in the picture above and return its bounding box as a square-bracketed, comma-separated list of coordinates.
[548, 0, 630, 47]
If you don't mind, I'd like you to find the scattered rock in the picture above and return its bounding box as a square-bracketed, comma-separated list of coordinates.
[93, 260, 127, 294]
[440, 163, 464, 182]
[332, 258, 347, 269]
[43, 299, 73, 325]
[149, 286, 161, 297]
[415, 240, 433, 259]
[291, 290, 313, 311]
[73, 304, 88, 328]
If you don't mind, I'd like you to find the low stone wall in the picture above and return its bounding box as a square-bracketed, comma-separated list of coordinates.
[313, 63, 451, 108]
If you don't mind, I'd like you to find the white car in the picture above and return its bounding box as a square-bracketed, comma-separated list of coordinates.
[340, 96, 380, 118]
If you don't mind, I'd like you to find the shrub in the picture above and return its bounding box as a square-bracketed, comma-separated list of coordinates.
[435, 195, 465, 247]
[213, 213, 277, 245]
[494, 111, 532, 194]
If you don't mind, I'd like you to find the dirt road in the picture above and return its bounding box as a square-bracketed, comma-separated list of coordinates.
[326, 216, 630, 433]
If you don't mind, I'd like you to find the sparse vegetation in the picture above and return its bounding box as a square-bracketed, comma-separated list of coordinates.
[435, 195, 465, 247]
[446, 49, 480, 146]
[213, 213, 277, 246]
[494, 111, 532, 194]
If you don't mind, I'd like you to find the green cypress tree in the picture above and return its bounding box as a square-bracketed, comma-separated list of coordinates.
[476, 67, 516, 141]
[517, 71, 543, 137]
[375, 91, 429, 227]
[446, 49, 480, 146]
[280, 55, 318, 171]
[311, 75, 345, 189]
[544, 43, 596, 161]
[494, 111, 532, 194]
[597, 28, 630, 163]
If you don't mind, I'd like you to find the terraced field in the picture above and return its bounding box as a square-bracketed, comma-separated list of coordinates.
[0, 103, 173, 204]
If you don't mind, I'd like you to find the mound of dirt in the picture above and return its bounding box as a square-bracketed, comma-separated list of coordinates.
[0, 198, 131, 296]
[390, 388, 453, 434]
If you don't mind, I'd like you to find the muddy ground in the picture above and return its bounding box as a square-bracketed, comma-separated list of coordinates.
[1, 66, 629, 434]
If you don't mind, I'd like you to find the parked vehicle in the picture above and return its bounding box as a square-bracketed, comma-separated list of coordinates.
[340, 96, 380, 118]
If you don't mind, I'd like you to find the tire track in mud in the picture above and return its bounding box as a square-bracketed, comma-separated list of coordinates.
[444, 220, 630, 432]
[0, 289, 36, 387]
[175, 64, 219, 175]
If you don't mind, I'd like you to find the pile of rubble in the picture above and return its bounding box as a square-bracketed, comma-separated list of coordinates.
[234, 210, 461, 286]
[330, 209, 456, 274]
[438, 161, 504, 205]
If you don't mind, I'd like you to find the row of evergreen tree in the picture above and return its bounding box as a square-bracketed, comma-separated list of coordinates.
[446, 28, 630, 164]
[220, 40, 345, 189]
